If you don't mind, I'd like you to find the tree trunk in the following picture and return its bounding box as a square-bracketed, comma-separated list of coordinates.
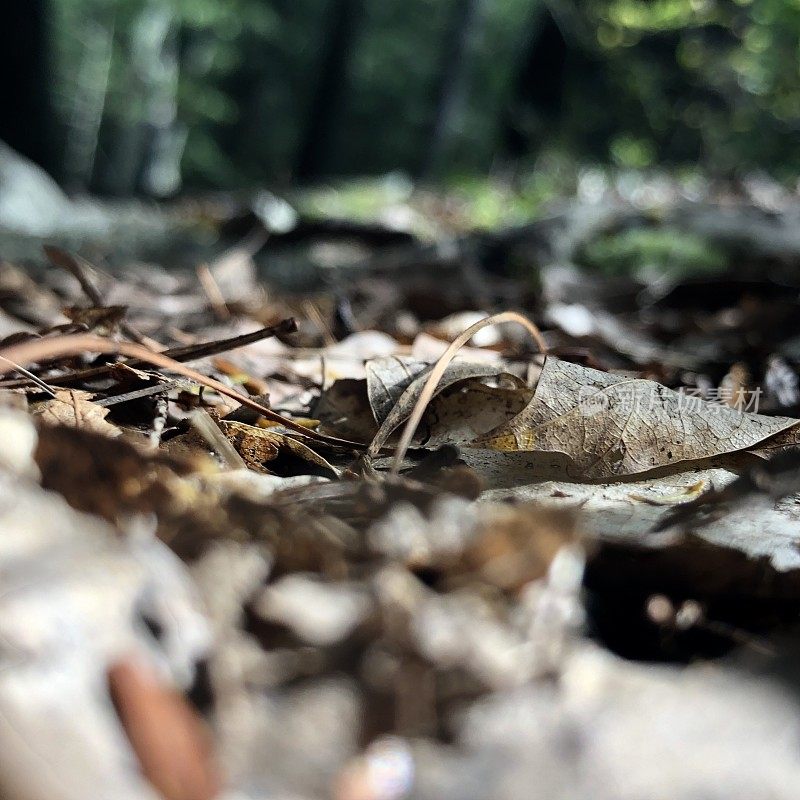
[62, 18, 115, 191]
[0, 0, 53, 174]
[93, 1, 184, 196]
[295, 0, 364, 181]
[420, 0, 483, 178]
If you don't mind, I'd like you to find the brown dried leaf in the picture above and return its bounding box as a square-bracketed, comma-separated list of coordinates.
[412, 382, 533, 449]
[471, 357, 799, 479]
[366, 356, 516, 455]
[62, 304, 128, 333]
[317, 374, 530, 449]
[314, 378, 379, 442]
[366, 356, 502, 425]
[220, 420, 339, 478]
[34, 424, 202, 526]
[33, 389, 122, 437]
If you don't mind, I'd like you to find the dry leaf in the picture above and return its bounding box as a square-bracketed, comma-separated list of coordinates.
[62, 304, 128, 333]
[483, 466, 800, 590]
[366, 356, 502, 425]
[471, 357, 798, 478]
[220, 419, 339, 478]
[366, 356, 516, 454]
[412, 382, 533, 449]
[314, 378, 379, 441]
[33, 388, 122, 437]
[318, 374, 531, 451]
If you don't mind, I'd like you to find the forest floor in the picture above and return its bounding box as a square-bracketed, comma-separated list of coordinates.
[3, 172, 800, 799]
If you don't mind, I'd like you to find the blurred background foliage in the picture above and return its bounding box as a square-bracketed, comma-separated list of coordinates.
[5, 0, 800, 197]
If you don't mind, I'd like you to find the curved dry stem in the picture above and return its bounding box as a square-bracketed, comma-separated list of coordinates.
[386, 311, 547, 474]
[0, 333, 365, 450]
[0, 356, 57, 397]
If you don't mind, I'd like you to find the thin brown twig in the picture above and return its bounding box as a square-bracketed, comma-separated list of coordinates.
[0, 319, 298, 389]
[156, 318, 298, 362]
[196, 263, 231, 320]
[43, 246, 155, 346]
[0, 333, 367, 450]
[43, 245, 105, 305]
[302, 300, 336, 347]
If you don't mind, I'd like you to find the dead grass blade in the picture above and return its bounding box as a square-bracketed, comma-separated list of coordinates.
[0, 355, 57, 397]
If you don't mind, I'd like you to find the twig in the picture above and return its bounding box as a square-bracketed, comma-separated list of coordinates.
[0, 356, 57, 398]
[163, 319, 298, 361]
[196, 263, 231, 320]
[43, 245, 152, 345]
[44, 245, 104, 305]
[379, 311, 547, 474]
[94, 381, 184, 407]
[0, 318, 298, 389]
[302, 300, 336, 347]
[150, 393, 169, 448]
[0, 333, 367, 450]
